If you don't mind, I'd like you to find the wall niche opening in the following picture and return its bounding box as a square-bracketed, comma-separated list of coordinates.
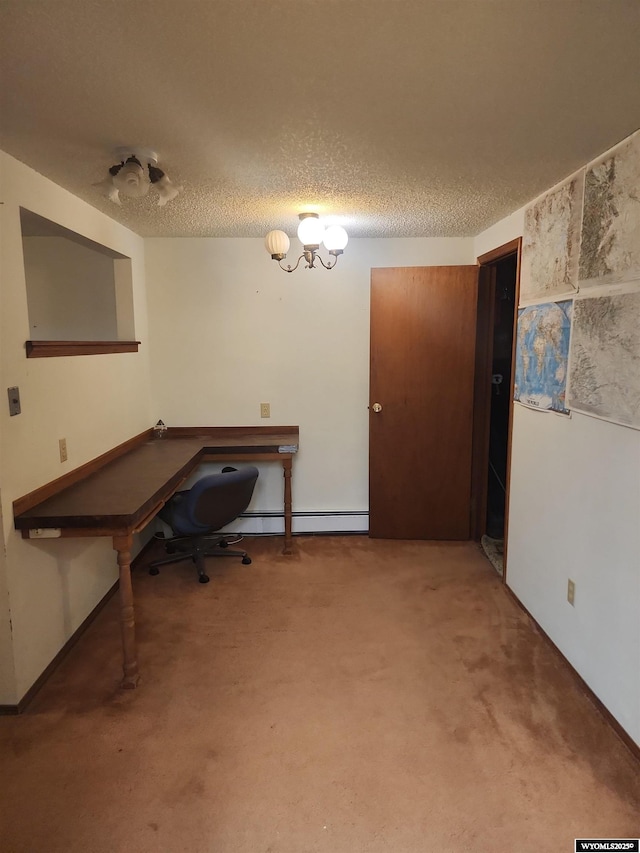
[20, 208, 139, 357]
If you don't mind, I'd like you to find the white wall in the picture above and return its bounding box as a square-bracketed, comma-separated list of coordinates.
[0, 501, 16, 702]
[474, 194, 640, 746]
[508, 407, 640, 741]
[145, 237, 475, 525]
[23, 236, 118, 340]
[473, 207, 525, 260]
[0, 152, 152, 702]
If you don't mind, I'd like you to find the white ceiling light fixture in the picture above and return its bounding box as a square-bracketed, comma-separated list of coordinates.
[94, 147, 183, 206]
[265, 213, 348, 272]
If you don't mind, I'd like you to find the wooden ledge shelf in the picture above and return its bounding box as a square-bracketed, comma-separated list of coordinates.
[26, 340, 141, 358]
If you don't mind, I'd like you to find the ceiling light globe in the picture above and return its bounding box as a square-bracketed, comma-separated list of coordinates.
[93, 176, 121, 204]
[155, 174, 182, 206]
[297, 214, 325, 247]
[112, 160, 150, 198]
[265, 230, 290, 258]
[323, 225, 349, 252]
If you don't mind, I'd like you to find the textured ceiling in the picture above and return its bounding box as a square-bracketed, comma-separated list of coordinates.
[1, 0, 639, 239]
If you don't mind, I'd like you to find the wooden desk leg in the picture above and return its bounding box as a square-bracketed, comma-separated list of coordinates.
[283, 457, 293, 555]
[113, 534, 140, 689]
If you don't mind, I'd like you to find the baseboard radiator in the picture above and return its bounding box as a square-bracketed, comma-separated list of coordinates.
[222, 510, 369, 535]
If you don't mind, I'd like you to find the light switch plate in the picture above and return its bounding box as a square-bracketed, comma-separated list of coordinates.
[8, 386, 21, 416]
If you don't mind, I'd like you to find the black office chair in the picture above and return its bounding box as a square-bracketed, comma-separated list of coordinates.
[148, 465, 259, 584]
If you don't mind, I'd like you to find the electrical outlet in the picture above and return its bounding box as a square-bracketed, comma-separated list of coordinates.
[260, 402, 271, 418]
[567, 579, 575, 606]
[29, 528, 62, 539]
[59, 438, 68, 463]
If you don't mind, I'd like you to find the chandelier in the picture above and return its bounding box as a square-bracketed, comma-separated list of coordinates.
[265, 213, 348, 272]
[94, 147, 182, 207]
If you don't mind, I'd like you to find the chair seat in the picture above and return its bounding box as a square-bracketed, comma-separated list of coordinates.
[149, 466, 259, 583]
[158, 491, 210, 536]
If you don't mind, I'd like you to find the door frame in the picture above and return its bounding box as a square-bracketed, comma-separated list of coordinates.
[471, 238, 522, 583]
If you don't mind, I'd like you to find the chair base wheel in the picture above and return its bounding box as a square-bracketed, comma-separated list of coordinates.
[242, 556, 251, 565]
[149, 567, 160, 576]
[199, 574, 210, 584]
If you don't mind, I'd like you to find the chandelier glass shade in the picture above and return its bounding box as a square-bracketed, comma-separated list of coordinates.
[297, 213, 325, 247]
[264, 229, 291, 259]
[265, 213, 348, 272]
[323, 224, 349, 252]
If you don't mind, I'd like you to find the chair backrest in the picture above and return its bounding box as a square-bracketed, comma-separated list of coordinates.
[184, 466, 259, 533]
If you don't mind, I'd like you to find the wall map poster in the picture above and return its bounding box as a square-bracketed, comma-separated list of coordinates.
[579, 131, 640, 288]
[514, 300, 572, 413]
[568, 290, 640, 429]
[520, 173, 583, 303]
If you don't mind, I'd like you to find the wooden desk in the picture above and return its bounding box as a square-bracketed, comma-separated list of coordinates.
[13, 426, 299, 688]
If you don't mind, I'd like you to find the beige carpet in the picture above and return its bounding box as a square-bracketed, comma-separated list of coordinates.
[1, 536, 638, 853]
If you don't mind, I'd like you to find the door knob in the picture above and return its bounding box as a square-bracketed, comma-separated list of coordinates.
[372, 402, 383, 413]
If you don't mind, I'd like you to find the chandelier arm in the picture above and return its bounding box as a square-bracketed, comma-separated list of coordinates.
[316, 253, 338, 270]
[278, 254, 304, 273]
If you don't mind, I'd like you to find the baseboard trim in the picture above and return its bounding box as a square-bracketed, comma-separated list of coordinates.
[504, 585, 640, 762]
[0, 538, 157, 716]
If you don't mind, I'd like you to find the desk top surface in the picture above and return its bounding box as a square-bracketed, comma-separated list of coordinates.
[14, 428, 298, 532]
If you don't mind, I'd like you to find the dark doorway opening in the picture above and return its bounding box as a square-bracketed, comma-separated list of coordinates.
[485, 254, 517, 539]
[471, 238, 521, 580]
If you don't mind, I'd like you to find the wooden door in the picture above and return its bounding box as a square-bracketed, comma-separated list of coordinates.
[369, 265, 479, 539]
